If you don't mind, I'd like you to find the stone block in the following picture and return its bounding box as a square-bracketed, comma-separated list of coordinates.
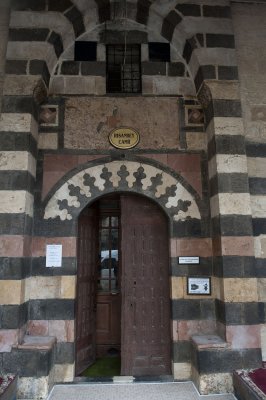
[251, 195, 266, 218]
[216, 154, 248, 175]
[0, 280, 24, 305]
[193, 369, 233, 395]
[226, 325, 261, 349]
[177, 320, 217, 341]
[0, 329, 18, 352]
[0, 151, 36, 177]
[173, 362, 191, 380]
[218, 66, 238, 80]
[261, 324, 266, 361]
[60, 276, 76, 299]
[53, 363, 74, 382]
[48, 320, 74, 342]
[5, 59, 27, 74]
[172, 299, 215, 321]
[258, 278, 266, 301]
[61, 61, 80, 75]
[0, 190, 34, 216]
[38, 132, 58, 150]
[0, 112, 35, 134]
[81, 61, 106, 76]
[29, 299, 75, 320]
[214, 236, 254, 257]
[206, 34, 235, 48]
[55, 342, 74, 364]
[223, 278, 258, 302]
[31, 237, 76, 258]
[49, 76, 65, 94]
[186, 132, 207, 151]
[206, 81, 240, 100]
[173, 341, 192, 363]
[172, 238, 212, 258]
[3, 75, 42, 96]
[248, 157, 266, 179]
[0, 235, 31, 258]
[203, 6, 231, 18]
[175, 4, 200, 16]
[171, 277, 184, 299]
[210, 193, 251, 218]
[17, 376, 49, 400]
[142, 62, 166, 76]
[27, 320, 49, 336]
[208, 117, 245, 137]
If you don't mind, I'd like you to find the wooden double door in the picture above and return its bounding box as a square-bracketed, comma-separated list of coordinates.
[76, 194, 171, 376]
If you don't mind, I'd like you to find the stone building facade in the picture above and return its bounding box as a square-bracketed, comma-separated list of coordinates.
[0, 0, 266, 398]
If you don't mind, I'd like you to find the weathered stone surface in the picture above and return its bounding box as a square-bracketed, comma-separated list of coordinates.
[0, 279, 24, 305]
[3, 75, 43, 96]
[232, 3, 266, 143]
[196, 371, 233, 395]
[177, 320, 217, 341]
[171, 277, 184, 299]
[173, 362, 192, 380]
[64, 97, 180, 150]
[209, 154, 248, 180]
[31, 237, 76, 257]
[210, 193, 251, 218]
[248, 157, 266, 178]
[0, 190, 34, 216]
[223, 278, 258, 302]
[251, 195, 266, 218]
[0, 329, 18, 352]
[258, 278, 266, 301]
[171, 238, 212, 258]
[261, 325, 266, 362]
[53, 363, 74, 382]
[17, 376, 49, 399]
[212, 236, 254, 257]
[25, 276, 64, 300]
[186, 132, 207, 151]
[0, 151, 36, 177]
[226, 325, 261, 349]
[38, 132, 58, 150]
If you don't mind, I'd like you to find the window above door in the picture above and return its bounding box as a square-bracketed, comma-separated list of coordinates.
[106, 44, 141, 94]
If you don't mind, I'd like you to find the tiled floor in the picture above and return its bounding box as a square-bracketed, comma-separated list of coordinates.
[46, 382, 237, 400]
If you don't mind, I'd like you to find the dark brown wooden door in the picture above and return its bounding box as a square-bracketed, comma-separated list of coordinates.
[76, 206, 98, 375]
[120, 195, 171, 376]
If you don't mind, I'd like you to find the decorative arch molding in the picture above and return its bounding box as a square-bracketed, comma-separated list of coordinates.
[43, 158, 202, 223]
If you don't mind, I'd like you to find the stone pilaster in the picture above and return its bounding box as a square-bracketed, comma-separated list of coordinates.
[200, 79, 261, 355]
[0, 0, 11, 114]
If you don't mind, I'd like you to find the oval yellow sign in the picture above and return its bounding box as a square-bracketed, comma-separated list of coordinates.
[109, 127, 140, 150]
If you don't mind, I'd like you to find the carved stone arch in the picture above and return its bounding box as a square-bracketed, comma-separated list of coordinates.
[43, 158, 202, 225]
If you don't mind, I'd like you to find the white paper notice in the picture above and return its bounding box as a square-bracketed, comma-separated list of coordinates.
[46, 244, 62, 267]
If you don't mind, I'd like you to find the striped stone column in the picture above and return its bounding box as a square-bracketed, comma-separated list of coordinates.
[200, 81, 261, 356]
[0, 95, 38, 351]
[0, 0, 10, 114]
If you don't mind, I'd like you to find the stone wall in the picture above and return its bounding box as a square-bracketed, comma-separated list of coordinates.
[232, 2, 266, 363]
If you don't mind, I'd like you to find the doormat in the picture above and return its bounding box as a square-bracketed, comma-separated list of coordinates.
[81, 357, 121, 377]
[233, 367, 266, 400]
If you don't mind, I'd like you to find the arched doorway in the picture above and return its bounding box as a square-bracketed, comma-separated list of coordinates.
[75, 193, 171, 377]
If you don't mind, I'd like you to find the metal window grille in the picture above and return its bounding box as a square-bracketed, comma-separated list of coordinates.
[106, 44, 141, 93]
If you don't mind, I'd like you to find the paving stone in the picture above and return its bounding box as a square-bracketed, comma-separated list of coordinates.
[47, 382, 237, 400]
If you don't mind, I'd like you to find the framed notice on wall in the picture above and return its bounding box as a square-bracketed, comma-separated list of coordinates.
[187, 277, 211, 295]
[46, 244, 62, 267]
